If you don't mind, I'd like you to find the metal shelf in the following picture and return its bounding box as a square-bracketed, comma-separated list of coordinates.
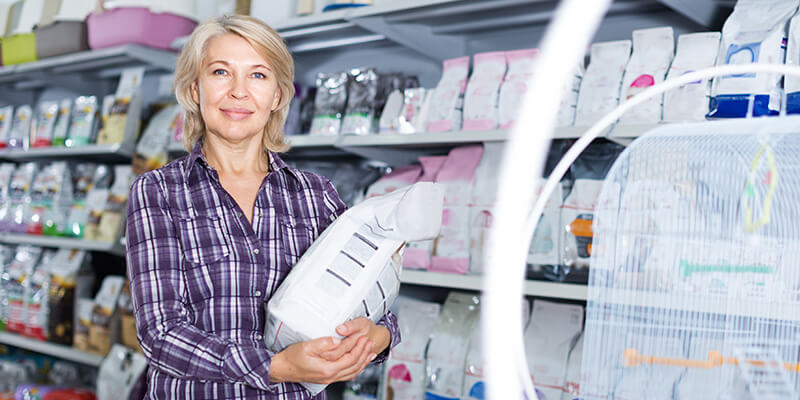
[400, 270, 588, 300]
[0, 233, 125, 256]
[0, 45, 177, 78]
[0, 332, 104, 367]
[0, 143, 135, 162]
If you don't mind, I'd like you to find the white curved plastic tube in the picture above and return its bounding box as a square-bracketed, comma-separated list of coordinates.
[482, 1, 612, 399]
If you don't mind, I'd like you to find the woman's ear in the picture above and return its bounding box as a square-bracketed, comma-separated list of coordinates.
[271, 88, 281, 111]
[191, 81, 200, 104]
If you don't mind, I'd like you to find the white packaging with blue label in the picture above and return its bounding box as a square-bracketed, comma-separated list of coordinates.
[709, 0, 798, 118]
[786, 12, 800, 113]
[662, 32, 721, 122]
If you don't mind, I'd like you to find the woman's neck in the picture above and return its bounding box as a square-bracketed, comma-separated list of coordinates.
[202, 134, 270, 176]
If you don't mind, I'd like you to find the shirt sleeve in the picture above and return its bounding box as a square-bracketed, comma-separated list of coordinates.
[126, 174, 280, 392]
[319, 177, 401, 364]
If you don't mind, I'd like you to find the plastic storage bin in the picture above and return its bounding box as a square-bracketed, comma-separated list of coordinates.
[1, 33, 37, 65]
[35, 20, 88, 59]
[86, 7, 196, 50]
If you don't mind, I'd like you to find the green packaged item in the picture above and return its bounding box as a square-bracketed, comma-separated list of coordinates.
[31, 101, 58, 148]
[67, 164, 110, 238]
[64, 96, 97, 147]
[51, 99, 72, 147]
[1, 33, 37, 65]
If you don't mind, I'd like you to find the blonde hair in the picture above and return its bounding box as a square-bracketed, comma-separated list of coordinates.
[174, 15, 294, 152]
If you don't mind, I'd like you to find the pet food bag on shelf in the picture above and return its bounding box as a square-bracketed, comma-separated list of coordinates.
[8, 105, 32, 150]
[431, 145, 483, 274]
[561, 332, 583, 400]
[31, 101, 59, 148]
[23, 249, 57, 341]
[556, 65, 584, 127]
[524, 300, 584, 400]
[310, 71, 349, 135]
[2, 246, 42, 334]
[463, 51, 507, 131]
[397, 88, 429, 134]
[785, 12, 800, 113]
[497, 48, 539, 129]
[527, 178, 564, 276]
[574, 40, 632, 126]
[0, 163, 15, 231]
[427, 56, 470, 133]
[403, 156, 447, 271]
[561, 179, 604, 271]
[424, 292, 480, 400]
[0, 106, 13, 148]
[662, 32, 721, 122]
[51, 98, 73, 147]
[3, 162, 39, 233]
[709, 0, 797, 117]
[265, 182, 445, 395]
[381, 297, 441, 400]
[341, 67, 379, 135]
[468, 142, 504, 275]
[619, 27, 674, 124]
[132, 104, 182, 174]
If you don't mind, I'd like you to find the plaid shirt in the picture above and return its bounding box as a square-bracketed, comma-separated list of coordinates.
[126, 142, 400, 399]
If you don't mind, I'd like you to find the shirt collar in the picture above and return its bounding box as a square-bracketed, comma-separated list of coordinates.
[182, 138, 296, 181]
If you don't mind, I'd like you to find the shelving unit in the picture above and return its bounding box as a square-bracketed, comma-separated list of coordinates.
[0, 143, 135, 162]
[0, 332, 104, 367]
[401, 270, 588, 300]
[0, 233, 125, 256]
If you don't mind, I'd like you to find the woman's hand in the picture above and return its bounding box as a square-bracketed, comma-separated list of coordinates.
[332, 317, 391, 357]
[269, 335, 376, 385]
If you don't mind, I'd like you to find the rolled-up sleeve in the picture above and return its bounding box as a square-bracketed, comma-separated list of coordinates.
[319, 177, 401, 364]
[126, 174, 280, 391]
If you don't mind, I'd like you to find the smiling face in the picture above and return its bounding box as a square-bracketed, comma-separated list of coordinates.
[192, 33, 281, 145]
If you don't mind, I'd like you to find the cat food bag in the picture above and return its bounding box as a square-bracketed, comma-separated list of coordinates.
[424, 292, 480, 400]
[65, 96, 99, 147]
[575, 41, 632, 126]
[8, 105, 33, 150]
[67, 164, 111, 238]
[133, 104, 181, 174]
[266, 183, 444, 395]
[561, 179, 604, 271]
[93, 165, 135, 242]
[0, 245, 14, 331]
[51, 98, 72, 147]
[341, 68, 379, 135]
[468, 142, 504, 275]
[663, 32, 721, 122]
[524, 300, 584, 400]
[431, 145, 483, 274]
[427, 57, 470, 133]
[4, 163, 39, 233]
[403, 156, 447, 270]
[31, 101, 59, 148]
[23, 249, 58, 341]
[498, 49, 539, 129]
[0, 106, 13, 148]
[709, 0, 797, 117]
[463, 51, 507, 131]
[0, 163, 16, 232]
[398, 88, 428, 134]
[310, 71, 349, 135]
[381, 297, 441, 400]
[2, 246, 42, 334]
[556, 65, 584, 127]
[619, 27, 674, 124]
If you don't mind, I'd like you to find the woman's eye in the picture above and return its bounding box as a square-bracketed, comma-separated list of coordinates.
[213, 69, 227, 76]
[252, 72, 266, 79]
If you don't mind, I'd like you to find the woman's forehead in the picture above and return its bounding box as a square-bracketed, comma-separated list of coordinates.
[203, 33, 272, 68]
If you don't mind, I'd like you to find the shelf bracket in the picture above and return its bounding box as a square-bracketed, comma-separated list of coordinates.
[350, 15, 467, 62]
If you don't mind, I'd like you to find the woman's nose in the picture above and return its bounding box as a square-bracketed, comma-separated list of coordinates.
[230, 76, 248, 99]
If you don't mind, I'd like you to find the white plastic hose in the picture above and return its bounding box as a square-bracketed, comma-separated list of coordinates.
[482, 1, 612, 399]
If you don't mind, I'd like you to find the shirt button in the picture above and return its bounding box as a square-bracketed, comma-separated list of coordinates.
[256, 334, 263, 340]
[255, 290, 262, 297]
[253, 248, 260, 255]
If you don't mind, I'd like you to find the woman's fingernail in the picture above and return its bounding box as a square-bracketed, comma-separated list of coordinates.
[369, 354, 377, 361]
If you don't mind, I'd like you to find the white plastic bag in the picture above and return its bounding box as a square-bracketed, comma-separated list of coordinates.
[265, 182, 444, 395]
[619, 27, 674, 124]
[663, 32, 721, 122]
[574, 40, 632, 126]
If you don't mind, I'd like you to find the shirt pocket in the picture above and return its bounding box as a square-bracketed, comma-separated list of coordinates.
[177, 213, 231, 266]
[279, 216, 317, 268]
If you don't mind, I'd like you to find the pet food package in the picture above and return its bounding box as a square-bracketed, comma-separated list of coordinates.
[51, 98, 72, 147]
[364, 165, 421, 199]
[574, 41, 632, 126]
[0, 106, 13, 148]
[310, 71, 349, 135]
[66, 96, 99, 147]
[427, 56, 470, 133]
[786, 13, 800, 113]
[431, 145, 483, 274]
[561, 332, 583, 400]
[2, 246, 42, 335]
[0, 245, 14, 331]
[97, 344, 148, 400]
[88, 165, 134, 242]
[8, 105, 33, 150]
[97, 67, 144, 145]
[32, 162, 72, 236]
[344, 364, 382, 400]
[663, 32, 722, 122]
[47, 249, 91, 346]
[133, 104, 181, 174]
[67, 164, 111, 238]
[561, 179, 604, 271]
[527, 178, 564, 267]
[497, 49, 539, 129]
[619, 27, 675, 124]
[381, 297, 441, 400]
[73, 298, 94, 351]
[266, 183, 445, 395]
[468, 142, 504, 275]
[524, 300, 584, 400]
[390, 157, 443, 271]
[463, 51, 507, 131]
[341, 68, 378, 135]
[3, 163, 39, 233]
[0, 163, 16, 232]
[424, 292, 480, 400]
[378, 89, 405, 133]
[556, 65, 584, 127]
[31, 101, 59, 148]
[397, 88, 428, 134]
[709, 0, 798, 117]
[89, 275, 125, 356]
[23, 249, 57, 341]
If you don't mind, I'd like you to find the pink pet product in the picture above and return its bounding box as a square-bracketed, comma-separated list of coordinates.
[427, 56, 470, 133]
[430, 145, 484, 274]
[86, 7, 197, 50]
[463, 51, 507, 131]
[497, 49, 540, 130]
[365, 165, 422, 199]
[403, 156, 448, 270]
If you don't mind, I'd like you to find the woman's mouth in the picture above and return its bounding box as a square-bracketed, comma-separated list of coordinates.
[221, 108, 253, 120]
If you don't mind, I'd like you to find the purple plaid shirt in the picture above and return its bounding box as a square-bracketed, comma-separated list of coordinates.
[126, 142, 400, 399]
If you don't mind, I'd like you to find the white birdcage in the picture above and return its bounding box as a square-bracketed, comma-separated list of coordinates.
[580, 116, 800, 399]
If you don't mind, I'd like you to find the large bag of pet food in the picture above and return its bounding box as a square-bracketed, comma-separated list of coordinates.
[431, 145, 483, 274]
[575, 40, 632, 126]
[380, 297, 441, 400]
[785, 12, 800, 113]
[524, 300, 584, 400]
[619, 27, 674, 124]
[662, 32, 721, 122]
[709, 0, 798, 118]
[403, 156, 447, 271]
[468, 142, 503, 275]
[463, 51, 506, 131]
[424, 292, 480, 400]
[265, 182, 444, 395]
[427, 57, 470, 133]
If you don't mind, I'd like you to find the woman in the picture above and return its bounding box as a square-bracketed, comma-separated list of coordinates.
[126, 15, 399, 399]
